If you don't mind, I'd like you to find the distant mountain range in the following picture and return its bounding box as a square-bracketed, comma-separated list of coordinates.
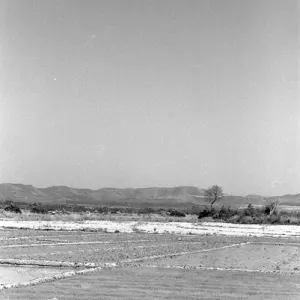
[0, 183, 299, 208]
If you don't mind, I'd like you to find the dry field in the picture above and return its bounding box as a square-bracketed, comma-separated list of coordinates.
[3, 220, 300, 236]
[1, 227, 300, 299]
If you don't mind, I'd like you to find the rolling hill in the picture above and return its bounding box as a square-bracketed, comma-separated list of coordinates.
[0, 183, 206, 207]
[0, 183, 299, 208]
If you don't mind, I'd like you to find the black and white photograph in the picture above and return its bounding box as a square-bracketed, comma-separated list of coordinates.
[0, 0, 299, 299]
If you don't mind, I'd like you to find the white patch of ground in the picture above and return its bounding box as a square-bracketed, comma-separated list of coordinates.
[1, 220, 300, 237]
[0, 264, 116, 291]
[0, 266, 64, 286]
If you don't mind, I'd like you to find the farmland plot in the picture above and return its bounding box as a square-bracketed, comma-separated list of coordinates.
[144, 242, 300, 273]
[2, 266, 300, 300]
[2, 239, 240, 264]
[1, 229, 300, 299]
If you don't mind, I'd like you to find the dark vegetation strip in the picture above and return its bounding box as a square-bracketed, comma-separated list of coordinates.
[2, 200, 300, 225]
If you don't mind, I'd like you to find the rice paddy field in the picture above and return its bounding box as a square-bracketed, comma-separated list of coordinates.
[1, 227, 300, 299]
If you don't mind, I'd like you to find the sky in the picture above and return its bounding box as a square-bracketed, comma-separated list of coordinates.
[0, 0, 299, 196]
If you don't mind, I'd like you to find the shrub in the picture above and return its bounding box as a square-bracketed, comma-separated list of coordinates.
[217, 206, 237, 220]
[168, 209, 186, 217]
[238, 215, 253, 224]
[139, 207, 156, 214]
[287, 216, 300, 225]
[4, 203, 22, 214]
[96, 206, 109, 214]
[198, 207, 216, 219]
[30, 203, 48, 214]
[227, 214, 240, 223]
[268, 214, 281, 224]
[244, 204, 256, 217]
[251, 215, 265, 224]
[279, 214, 290, 224]
[109, 207, 120, 214]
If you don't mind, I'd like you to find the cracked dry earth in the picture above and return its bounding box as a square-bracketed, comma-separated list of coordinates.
[1, 229, 300, 299]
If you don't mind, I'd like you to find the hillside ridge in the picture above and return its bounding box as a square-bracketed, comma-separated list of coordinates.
[0, 183, 299, 207]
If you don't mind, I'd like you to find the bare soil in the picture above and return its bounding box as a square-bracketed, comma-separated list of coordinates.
[147, 243, 300, 273]
[2, 267, 300, 300]
[0, 234, 240, 264]
[2, 229, 300, 299]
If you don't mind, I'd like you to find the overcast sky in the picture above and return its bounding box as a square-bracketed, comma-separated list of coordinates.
[0, 0, 299, 196]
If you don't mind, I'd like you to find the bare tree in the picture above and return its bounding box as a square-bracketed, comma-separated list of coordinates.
[264, 199, 278, 216]
[204, 185, 224, 210]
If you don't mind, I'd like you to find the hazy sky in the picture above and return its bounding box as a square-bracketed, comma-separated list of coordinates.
[0, 0, 299, 196]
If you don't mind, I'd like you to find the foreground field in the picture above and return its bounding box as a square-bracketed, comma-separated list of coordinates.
[1, 228, 300, 299]
[3, 267, 300, 300]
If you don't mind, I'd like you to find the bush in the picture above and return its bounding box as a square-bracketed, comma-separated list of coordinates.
[268, 214, 281, 224]
[217, 206, 237, 220]
[96, 206, 109, 214]
[278, 214, 290, 224]
[139, 207, 156, 214]
[168, 209, 186, 217]
[227, 214, 240, 223]
[251, 215, 265, 224]
[238, 215, 253, 224]
[30, 203, 48, 214]
[244, 204, 256, 217]
[109, 207, 120, 214]
[198, 207, 215, 219]
[287, 216, 300, 225]
[4, 203, 22, 214]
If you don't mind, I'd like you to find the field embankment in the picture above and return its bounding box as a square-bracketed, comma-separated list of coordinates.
[1, 220, 300, 238]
